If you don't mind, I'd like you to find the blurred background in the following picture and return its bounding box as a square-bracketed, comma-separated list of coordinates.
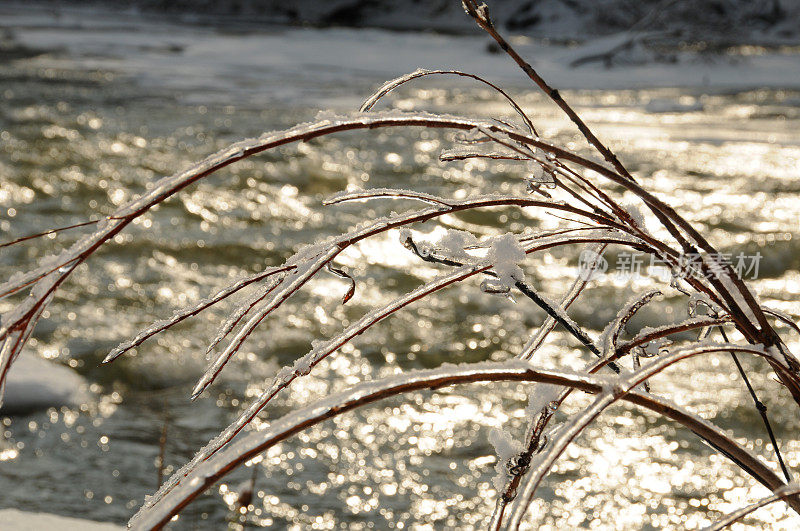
[1, 1, 800, 529]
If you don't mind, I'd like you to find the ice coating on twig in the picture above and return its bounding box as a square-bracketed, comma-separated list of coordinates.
[598, 289, 661, 357]
[324, 188, 452, 207]
[519, 243, 608, 361]
[0, 110, 513, 304]
[192, 246, 338, 399]
[202, 275, 287, 360]
[142, 232, 594, 517]
[502, 341, 792, 528]
[131, 359, 533, 527]
[439, 145, 527, 162]
[103, 266, 292, 363]
[4, 110, 536, 397]
[163, 261, 496, 511]
[131, 352, 791, 528]
[359, 68, 537, 136]
[190, 204, 644, 398]
[436, 229, 480, 261]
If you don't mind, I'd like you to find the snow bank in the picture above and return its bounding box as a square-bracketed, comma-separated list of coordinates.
[1, 355, 87, 415]
[17, 0, 800, 45]
[0, 509, 122, 530]
[3, 3, 800, 109]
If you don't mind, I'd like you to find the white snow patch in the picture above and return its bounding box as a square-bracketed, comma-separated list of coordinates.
[1, 355, 87, 414]
[488, 427, 523, 492]
[436, 229, 479, 261]
[0, 509, 122, 530]
[487, 233, 526, 288]
[525, 383, 560, 417]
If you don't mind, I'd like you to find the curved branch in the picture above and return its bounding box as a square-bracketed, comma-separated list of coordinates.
[702, 483, 800, 531]
[360, 68, 537, 136]
[129, 360, 790, 530]
[0, 110, 780, 347]
[503, 343, 797, 529]
[103, 265, 295, 363]
[2, 111, 627, 395]
[616, 316, 732, 356]
[190, 196, 639, 399]
[2, 110, 773, 352]
[146, 231, 646, 516]
[600, 289, 662, 357]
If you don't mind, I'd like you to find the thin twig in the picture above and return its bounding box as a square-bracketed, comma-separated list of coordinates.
[719, 326, 792, 482]
[402, 233, 621, 372]
[0, 219, 101, 249]
[156, 402, 169, 489]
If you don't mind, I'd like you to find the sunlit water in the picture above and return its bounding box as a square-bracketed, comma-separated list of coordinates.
[1, 5, 800, 530]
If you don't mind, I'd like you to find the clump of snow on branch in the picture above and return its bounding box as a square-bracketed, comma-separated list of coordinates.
[436, 229, 479, 261]
[488, 427, 523, 492]
[488, 233, 526, 288]
[525, 383, 560, 417]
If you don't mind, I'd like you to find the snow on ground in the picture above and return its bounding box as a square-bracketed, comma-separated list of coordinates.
[1, 355, 87, 414]
[12, 0, 800, 44]
[0, 508, 123, 530]
[2, 3, 800, 110]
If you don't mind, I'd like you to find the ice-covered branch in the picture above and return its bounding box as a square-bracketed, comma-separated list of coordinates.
[130, 359, 792, 529]
[502, 342, 797, 529]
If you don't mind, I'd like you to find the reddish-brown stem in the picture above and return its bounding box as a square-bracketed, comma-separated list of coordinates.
[133, 360, 793, 529]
